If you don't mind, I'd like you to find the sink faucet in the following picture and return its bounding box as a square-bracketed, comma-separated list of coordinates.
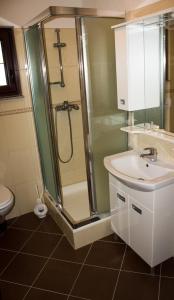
[140, 147, 158, 162]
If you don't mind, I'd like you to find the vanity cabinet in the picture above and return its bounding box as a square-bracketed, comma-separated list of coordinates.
[109, 174, 174, 267]
[114, 22, 160, 111]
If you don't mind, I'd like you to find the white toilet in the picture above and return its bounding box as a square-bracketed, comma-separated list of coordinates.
[0, 185, 15, 227]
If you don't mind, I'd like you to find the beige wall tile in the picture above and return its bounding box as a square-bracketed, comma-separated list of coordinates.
[0, 117, 8, 154]
[0, 112, 37, 151]
[14, 28, 26, 69]
[0, 153, 12, 187]
[62, 44, 79, 67]
[60, 29, 77, 47]
[13, 180, 42, 216]
[130, 133, 174, 164]
[9, 149, 37, 185]
[65, 66, 81, 101]
[0, 28, 43, 219]
[54, 105, 87, 186]
[44, 28, 59, 69]
[45, 28, 81, 105]
[45, 27, 86, 188]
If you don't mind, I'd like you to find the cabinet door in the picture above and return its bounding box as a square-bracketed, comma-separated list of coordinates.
[114, 26, 128, 110]
[144, 23, 160, 109]
[127, 23, 145, 111]
[129, 198, 153, 266]
[111, 188, 129, 244]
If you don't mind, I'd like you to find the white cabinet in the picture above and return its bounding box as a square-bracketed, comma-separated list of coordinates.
[129, 198, 153, 266]
[114, 22, 160, 111]
[109, 174, 174, 267]
[110, 182, 129, 244]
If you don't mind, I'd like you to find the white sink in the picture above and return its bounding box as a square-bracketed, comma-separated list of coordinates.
[104, 150, 174, 191]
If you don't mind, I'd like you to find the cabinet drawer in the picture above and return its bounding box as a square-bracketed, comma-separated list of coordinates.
[111, 188, 129, 244]
[129, 198, 153, 266]
[109, 173, 154, 211]
[109, 183, 127, 211]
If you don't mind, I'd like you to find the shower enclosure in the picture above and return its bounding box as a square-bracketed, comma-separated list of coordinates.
[24, 7, 128, 228]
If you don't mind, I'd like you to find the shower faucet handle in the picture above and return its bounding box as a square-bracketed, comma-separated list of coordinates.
[72, 104, 79, 110]
[55, 101, 79, 111]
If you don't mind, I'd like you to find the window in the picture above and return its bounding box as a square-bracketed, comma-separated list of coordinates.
[0, 27, 21, 98]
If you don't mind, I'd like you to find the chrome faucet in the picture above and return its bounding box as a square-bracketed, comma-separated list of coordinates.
[140, 147, 158, 162]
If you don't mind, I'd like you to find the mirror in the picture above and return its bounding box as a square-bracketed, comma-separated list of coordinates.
[164, 15, 174, 133]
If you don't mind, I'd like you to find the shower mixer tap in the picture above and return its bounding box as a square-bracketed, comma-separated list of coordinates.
[55, 101, 79, 112]
[54, 100, 79, 163]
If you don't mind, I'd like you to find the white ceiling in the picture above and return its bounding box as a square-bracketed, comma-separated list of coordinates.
[0, 0, 160, 26]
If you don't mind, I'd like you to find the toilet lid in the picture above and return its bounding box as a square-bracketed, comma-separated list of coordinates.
[0, 185, 13, 208]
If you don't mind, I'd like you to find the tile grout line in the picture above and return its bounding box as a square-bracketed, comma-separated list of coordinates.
[21, 234, 64, 300]
[67, 243, 94, 300]
[116, 268, 160, 277]
[97, 240, 125, 245]
[9, 225, 63, 236]
[157, 263, 162, 300]
[0, 247, 163, 277]
[0, 218, 45, 278]
[111, 245, 127, 300]
[0, 278, 91, 300]
[0, 247, 163, 278]
[7, 216, 19, 227]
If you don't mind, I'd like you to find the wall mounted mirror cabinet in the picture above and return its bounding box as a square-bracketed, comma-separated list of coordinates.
[113, 12, 174, 135]
[113, 18, 160, 111]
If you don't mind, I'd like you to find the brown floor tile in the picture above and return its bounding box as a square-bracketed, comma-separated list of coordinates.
[34, 259, 81, 294]
[0, 249, 16, 273]
[71, 265, 118, 300]
[12, 213, 42, 230]
[122, 247, 160, 275]
[37, 215, 62, 234]
[7, 217, 17, 226]
[21, 232, 61, 257]
[0, 280, 28, 300]
[85, 241, 125, 269]
[114, 271, 159, 300]
[52, 237, 90, 263]
[25, 288, 67, 300]
[160, 277, 174, 300]
[161, 258, 174, 277]
[101, 234, 125, 244]
[0, 228, 32, 251]
[1, 253, 46, 285]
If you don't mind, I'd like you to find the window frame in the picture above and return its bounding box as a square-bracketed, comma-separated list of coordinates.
[0, 27, 21, 98]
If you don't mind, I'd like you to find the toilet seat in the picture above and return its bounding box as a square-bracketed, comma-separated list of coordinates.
[0, 185, 13, 209]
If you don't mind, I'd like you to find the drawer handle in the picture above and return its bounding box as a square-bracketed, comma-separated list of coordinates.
[132, 204, 142, 215]
[117, 193, 125, 202]
[120, 99, 125, 105]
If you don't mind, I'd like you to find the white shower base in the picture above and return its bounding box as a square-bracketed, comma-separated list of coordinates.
[62, 181, 90, 223]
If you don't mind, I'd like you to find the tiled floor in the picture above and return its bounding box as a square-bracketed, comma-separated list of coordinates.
[0, 213, 173, 299]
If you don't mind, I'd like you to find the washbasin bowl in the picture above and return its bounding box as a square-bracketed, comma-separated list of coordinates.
[104, 150, 174, 191]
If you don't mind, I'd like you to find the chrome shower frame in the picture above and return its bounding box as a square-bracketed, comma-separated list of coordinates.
[25, 6, 124, 225]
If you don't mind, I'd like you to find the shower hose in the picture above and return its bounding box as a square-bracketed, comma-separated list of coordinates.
[54, 108, 73, 163]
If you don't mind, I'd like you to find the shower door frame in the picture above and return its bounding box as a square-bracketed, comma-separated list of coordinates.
[26, 6, 124, 224]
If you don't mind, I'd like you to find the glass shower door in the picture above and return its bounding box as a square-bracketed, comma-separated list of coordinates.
[25, 25, 60, 202]
[81, 17, 128, 215]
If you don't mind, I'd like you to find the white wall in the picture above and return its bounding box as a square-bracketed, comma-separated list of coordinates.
[0, 0, 160, 26]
